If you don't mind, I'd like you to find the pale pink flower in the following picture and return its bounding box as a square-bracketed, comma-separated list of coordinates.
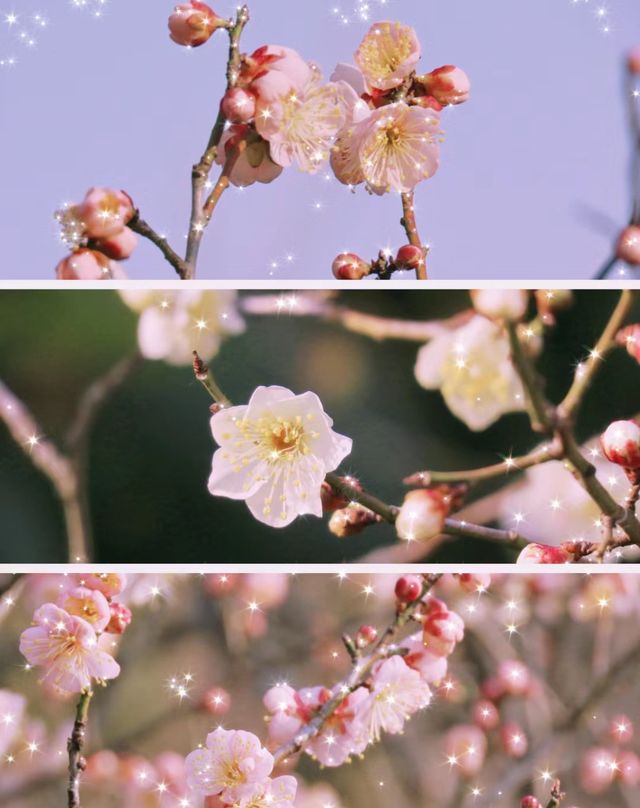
[168, 2, 225, 48]
[238, 776, 298, 808]
[0, 690, 26, 759]
[55, 249, 124, 280]
[79, 573, 127, 598]
[355, 22, 421, 91]
[415, 315, 528, 431]
[255, 69, 349, 173]
[247, 46, 313, 98]
[185, 728, 274, 800]
[471, 289, 529, 322]
[19, 604, 120, 695]
[354, 656, 431, 744]
[208, 386, 352, 528]
[120, 289, 244, 365]
[58, 586, 111, 633]
[402, 632, 449, 683]
[216, 125, 283, 187]
[305, 687, 369, 766]
[333, 102, 440, 194]
[78, 187, 134, 239]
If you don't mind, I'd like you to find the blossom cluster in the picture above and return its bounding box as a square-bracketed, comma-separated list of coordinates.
[19, 573, 130, 696]
[55, 187, 137, 279]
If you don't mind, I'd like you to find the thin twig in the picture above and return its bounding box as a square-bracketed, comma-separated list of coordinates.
[400, 191, 428, 280]
[506, 320, 553, 433]
[127, 213, 190, 280]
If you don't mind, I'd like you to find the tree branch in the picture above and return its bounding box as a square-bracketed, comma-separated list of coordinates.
[400, 191, 428, 280]
[67, 689, 93, 808]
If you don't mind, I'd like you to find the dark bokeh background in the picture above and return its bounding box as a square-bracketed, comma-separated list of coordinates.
[1, 289, 639, 563]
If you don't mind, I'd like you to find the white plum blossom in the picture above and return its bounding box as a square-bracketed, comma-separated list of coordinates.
[353, 655, 431, 743]
[414, 315, 529, 431]
[119, 290, 244, 365]
[208, 386, 352, 527]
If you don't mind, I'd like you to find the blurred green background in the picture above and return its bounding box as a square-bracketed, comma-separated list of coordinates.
[1, 289, 639, 563]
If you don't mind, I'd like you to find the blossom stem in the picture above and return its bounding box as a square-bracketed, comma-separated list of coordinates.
[559, 289, 635, 418]
[324, 472, 398, 522]
[272, 574, 441, 765]
[400, 191, 428, 280]
[192, 351, 232, 407]
[67, 688, 93, 808]
[185, 5, 250, 277]
[127, 212, 190, 279]
[505, 321, 553, 433]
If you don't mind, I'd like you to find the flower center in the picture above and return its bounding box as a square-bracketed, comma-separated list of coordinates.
[222, 759, 245, 786]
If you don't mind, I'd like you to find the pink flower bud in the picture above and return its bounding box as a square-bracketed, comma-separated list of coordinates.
[496, 659, 531, 696]
[395, 489, 448, 542]
[471, 289, 529, 322]
[457, 573, 491, 594]
[106, 602, 132, 635]
[472, 699, 500, 730]
[616, 225, 640, 265]
[222, 87, 257, 123]
[619, 750, 640, 786]
[520, 797, 542, 808]
[617, 324, 640, 363]
[419, 65, 470, 105]
[517, 543, 571, 564]
[331, 252, 371, 280]
[579, 747, 617, 794]
[394, 575, 423, 603]
[356, 624, 378, 647]
[443, 724, 487, 777]
[423, 605, 464, 657]
[601, 420, 640, 468]
[55, 249, 116, 280]
[201, 687, 231, 715]
[500, 721, 528, 757]
[93, 227, 138, 260]
[320, 476, 363, 512]
[628, 47, 640, 74]
[328, 504, 378, 537]
[609, 714, 634, 745]
[394, 244, 423, 270]
[168, 2, 224, 47]
[78, 187, 134, 239]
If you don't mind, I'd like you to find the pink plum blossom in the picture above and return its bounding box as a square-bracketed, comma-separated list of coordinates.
[93, 227, 138, 261]
[184, 727, 274, 800]
[354, 22, 421, 91]
[422, 599, 464, 657]
[55, 249, 124, 280]
[78, 187, 134, 239]
[239, 776, 298, 808]
[419, 65, 471, 106]
[208, 386, 352, 528]
[58, 586, 111, 633]
[79, 573, 127, 598]
[402, 631, 449, 684]
[19, 604, 120, 695]
[353, 655, 431, 744]
[215, 125, 283, 187]
[305, 687, 369, 766]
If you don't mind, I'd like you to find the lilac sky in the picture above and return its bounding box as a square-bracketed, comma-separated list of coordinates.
[1, 0, 639, 280]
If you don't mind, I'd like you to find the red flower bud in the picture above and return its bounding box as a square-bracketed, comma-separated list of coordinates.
[356, 624, 378, 647]
[517, 543, 571, 564]
[520, 797, 542, 808]
[201, 687, 231, 715]
[331, 253, 371, 280]
[616, 225, 640, 265]
[222, 87, 257, 123]
[601, 420, 640, 469]
[168, 2, 225, 48]
[394, 575, 423, 603]
[394, 244, 423, 270]
[106, 602, 132, 635]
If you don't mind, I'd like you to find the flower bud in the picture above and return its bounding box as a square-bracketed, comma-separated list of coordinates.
[331, 252, 371, 280]
[472, 699, 500, 730]
[517, 543, 571, 564]
[55, 249, 116, 280]
[80, 573, 127, 598]
[520, 798, 542, 808]
[616, 324, 640, 363]
[93, 227, 138, 260]
[356, 624, 378, 647]
[423, 604, 464, 657]
[456, 573, 491, 594]
[501, 722, 528, 757]
[328, 504, 378, 537]
[443, 724, 486, 777]
[609, 714, 634, 745]
[496, 659, 531, 696]
[418, 65, 470, 105]
[619, 750, 640, 787]
[168, 2, 224, 47]
[201, 686, 231, 715]
[616, 225, 640, 265]
[222, 87, 257, 123]
[395, 489, 447, 543]
[78, 187, 134, 239]
[579, 747, 617, 794]
[106, 602, 132, 635]
[601, 420, 640, 469]
[394, 574, 423, 603]
[628, 47, 640, 75]
[471, 289, 529, 322]
[320, 477, 363, 512]
[394, 244, 423, 271]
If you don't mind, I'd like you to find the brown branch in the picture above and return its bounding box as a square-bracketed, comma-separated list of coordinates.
[400, 191, 428, 280]
[127, 212, 190, 280]
[67, 689, 93, 808]
[506, 320, 553, 433]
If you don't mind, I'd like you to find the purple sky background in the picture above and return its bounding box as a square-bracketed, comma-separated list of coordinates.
[1, 0, 640, 280]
